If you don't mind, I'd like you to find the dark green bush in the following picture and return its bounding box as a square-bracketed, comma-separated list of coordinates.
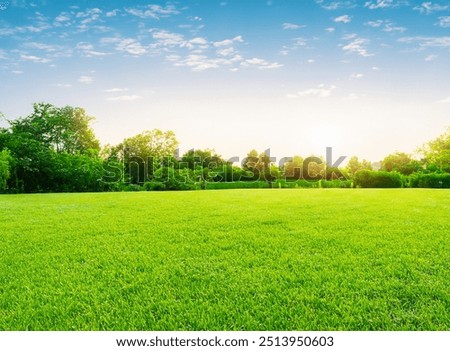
[205, 181, 269, 190]
[408, 173, 450, 188]
[143, 181, 166, 191]
[354, 170, 403, 188]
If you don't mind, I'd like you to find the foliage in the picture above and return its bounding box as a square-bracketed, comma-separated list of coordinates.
[282, 155, 304, 179]
[381, 152, 422, 175]
[419, 127, 450, 172]
[181, 149, 226, 170]
[354, 170, 403, 188]
[408, 172, 450, 188]
[0, 149, 12, 191]
[346, 156, 372, 178]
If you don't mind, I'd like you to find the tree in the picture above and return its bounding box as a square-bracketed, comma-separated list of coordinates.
[0, 104, 103, 192]
[346, 156, 373, 178]
[381, 152, 422, 175]
[111, 129, 179, 184]
[282, 155, 304, 179]
[0, 149, 12, 191]
[420, 127, 450, 172]
[8, 103, 100, 155]
[181, 149, 226, 170]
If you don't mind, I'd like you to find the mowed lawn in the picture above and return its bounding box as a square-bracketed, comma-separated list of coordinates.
[0, 189, 449, 331]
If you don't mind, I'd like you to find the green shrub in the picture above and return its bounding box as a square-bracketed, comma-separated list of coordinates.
[408, 173, 450, 188]
[354, 170, 403, 188]
[143, 181, 166, 191]
[205, 181, 269, 190]
[122, 184, 143, 192]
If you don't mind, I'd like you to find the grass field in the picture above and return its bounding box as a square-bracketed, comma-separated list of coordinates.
[0, 189, 449, 331]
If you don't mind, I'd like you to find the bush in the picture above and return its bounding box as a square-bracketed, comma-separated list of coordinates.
[408, 173, 450, 188]
[354, 170, 403, 188]
[122, 184, 142, 192]
[143, 181, 166, 191]
[205, 181, 269, 190]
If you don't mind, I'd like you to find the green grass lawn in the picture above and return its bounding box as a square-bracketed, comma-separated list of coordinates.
[0, 189, 449, 331]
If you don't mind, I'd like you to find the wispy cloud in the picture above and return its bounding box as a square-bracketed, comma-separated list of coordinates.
[78, 75, 93, 84]
[23, 42, 61, 52]
[364, 0, 406, 9]
[342, 35, 373, 57]
[213, 36, 244, 47]
[366, 19, 406, 32]
[282, 23, 305, 30]
[288, 84, 336, 98]
[54, 83, 72, 88]
[107, 95, 142, 101]
[125, 4, 179, 19]
[399, 36, 450, 48]
[315, 0, 357, 10]
[20, 54, 50, 63]
[334, 15, 351, 23]
[11, 70, 24, 74]
[350, 73, 364, 79]
[102, 37, 147, 56]
[437, 96, 450, 103]
[413, 2, 449, 14]
[425, 54, 438, 61]
[241, 58, 283, 70]
[437, 16, 450, 28]
[76, 42, 110, 57]
[103, 88, 129, 93]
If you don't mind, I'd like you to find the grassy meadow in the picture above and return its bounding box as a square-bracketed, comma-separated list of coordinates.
[0, 189, 449, 331]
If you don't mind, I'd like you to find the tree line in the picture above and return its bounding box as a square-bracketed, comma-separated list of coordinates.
[0, 103, 449, 193]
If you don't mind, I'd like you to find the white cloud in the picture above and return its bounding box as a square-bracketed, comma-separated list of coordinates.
[383, 23, 406, 32]
[217, 47, 236, 56]
[315, 0, 357, 10]
[24, 42, 60, 52]
[399, 36, 450, 48]
[414, 2, 449, 14]
[213, 36, 244, 47]
[307, 59, 315, 63]
[282, 23, 305, 30]
[345, 93, 362, 100]
[437, 16, 450, 28]
[350, 73, 364, 79]
[55, 13, 70, 23]
[78, 75, 93, 84]
[103, 88, 129, 93]
[107, 95, 142, 101]
[342, 36, 373, 57]
[326, 27, 336, 32]
[437, 97, 450, 103]
[20, 54, 50, 63]
[12, 70, 23, 74]
[106, 9, 119, 17]
[125, 4, 179, 19]
[288, 84, 336, 98]
[115, 38, 146, 55]
[334, 15, 351, 23]
[364, 0, 401, 9]
[151, 30, 185, 47]
[54, 83, 72, 88]
[367, 20, 384, 27]
[425, 54, 438, 61]
[76, 42, 110, 57]
[241, 58, 283, 69]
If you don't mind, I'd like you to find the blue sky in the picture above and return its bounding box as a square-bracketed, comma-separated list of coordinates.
[1, 0, 449, 162]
